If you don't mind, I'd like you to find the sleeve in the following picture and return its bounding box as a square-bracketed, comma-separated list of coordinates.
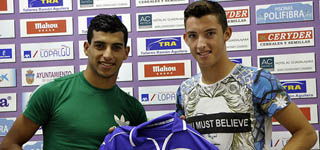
[176, 86, 185, 116]
[23, 82, 56, 125]
[252, 69, 292, 117]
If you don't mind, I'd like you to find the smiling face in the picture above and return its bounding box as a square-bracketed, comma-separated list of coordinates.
[84, 30, 129, 81]
[184, 14, 231, 69]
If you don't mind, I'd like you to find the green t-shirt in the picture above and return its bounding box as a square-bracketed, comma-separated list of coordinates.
[24, 72, 147, 150]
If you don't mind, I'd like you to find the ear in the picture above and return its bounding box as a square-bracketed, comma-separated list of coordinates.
[84, 41, 89, 56]
[224, 27, 232, 42]
[183, 32, 188, 44]
[124, 46, 130, 60]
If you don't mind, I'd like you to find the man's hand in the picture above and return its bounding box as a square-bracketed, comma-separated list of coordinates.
[108, 126, 116, 133]
[180, 115, 185, 120]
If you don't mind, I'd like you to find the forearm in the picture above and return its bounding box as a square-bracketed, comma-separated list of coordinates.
[0, 139, 23, 150]
[283, 126, 317, 150]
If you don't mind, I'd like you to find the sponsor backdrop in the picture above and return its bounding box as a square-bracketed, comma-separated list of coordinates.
[0, 0, 319, 149]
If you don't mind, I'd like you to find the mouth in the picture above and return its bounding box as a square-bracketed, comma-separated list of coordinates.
[99, 61, 115, 68]
[197, 50, 212, 58]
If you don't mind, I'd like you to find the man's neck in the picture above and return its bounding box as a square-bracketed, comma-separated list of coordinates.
[83, 69, 116, 89]
[200, 61, 236, 85]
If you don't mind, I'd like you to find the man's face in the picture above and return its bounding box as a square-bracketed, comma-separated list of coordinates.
[84, 30, 129, 79]
[184, 14, 231, 68]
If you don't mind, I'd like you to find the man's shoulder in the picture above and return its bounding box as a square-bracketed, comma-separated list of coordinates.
[54, 72, 81, 82]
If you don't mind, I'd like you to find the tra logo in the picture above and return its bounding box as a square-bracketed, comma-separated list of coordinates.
[0, 96, 11, 108]
[28, 0, 63, 8]
[281, 81, 307, 93]
[138, 14, 152, 29]
[0, 49, 12, 59]
[230, 58, 242, 64]
[259, 57, 274, 70]
[146, 37, 181, 50]
[26, 20, 67, 34]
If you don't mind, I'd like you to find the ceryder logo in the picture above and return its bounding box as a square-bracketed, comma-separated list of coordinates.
[0, 0, 8, 11]
[258, 30, 313, 42]
[225, 9, 248, 19]
[144, 63, 185, 77]
[27, 20, 67, 34]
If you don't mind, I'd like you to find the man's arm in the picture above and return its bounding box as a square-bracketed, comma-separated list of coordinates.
[273, 102, 317, 150]
[0, 114, 40, 150]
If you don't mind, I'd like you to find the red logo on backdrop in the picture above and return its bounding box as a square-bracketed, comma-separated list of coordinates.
[225, 9, 249, 19]
[258, 30, 313, 42]
[144, 63, 185, 77]
[26, 20, 67, 34]
[0, 0, 8, 11]
[272, 107, 311, 122]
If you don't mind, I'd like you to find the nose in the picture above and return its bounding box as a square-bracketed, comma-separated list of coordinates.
[102, 47, 113, 60]
[196, 36, 207, 50]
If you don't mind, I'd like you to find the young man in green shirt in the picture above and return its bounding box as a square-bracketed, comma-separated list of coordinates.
[0, 14, 147, 150]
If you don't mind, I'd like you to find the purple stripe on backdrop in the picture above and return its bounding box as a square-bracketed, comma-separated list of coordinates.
[0, 0, 319, 142]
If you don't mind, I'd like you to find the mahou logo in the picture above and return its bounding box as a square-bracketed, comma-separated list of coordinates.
[27, 20, 67, 34]
[258, 30, 313, 42]
[144, 63, 185, 77]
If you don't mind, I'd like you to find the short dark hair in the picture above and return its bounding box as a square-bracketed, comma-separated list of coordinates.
[184, 0, 228, 33]
[87, 14, 128, 46]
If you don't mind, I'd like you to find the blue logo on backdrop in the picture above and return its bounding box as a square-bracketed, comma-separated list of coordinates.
[260, 57, 274, 69]
[24, 51, 32, 58]
[281, 81, 307, 93]
[146, 37, 181, 50]
[0, 96, 11, 108]
[141, 94, 149, 102]
[138, 14, 152, 28]
[256, 2, 313, 24]
[0, 118, 14, 136]
[230, 58, 243, 64]
[23, 141, 43, 150]
[86, 17, 94, 28]
[117, 16, 122, 21]
[0, 74, 8, 82]
[0, 49, 12, 59]
[28, 0, 64, 8]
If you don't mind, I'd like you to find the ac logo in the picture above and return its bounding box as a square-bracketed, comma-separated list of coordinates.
[259, 57, 274, 70]
[138, 14, 152, 29]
